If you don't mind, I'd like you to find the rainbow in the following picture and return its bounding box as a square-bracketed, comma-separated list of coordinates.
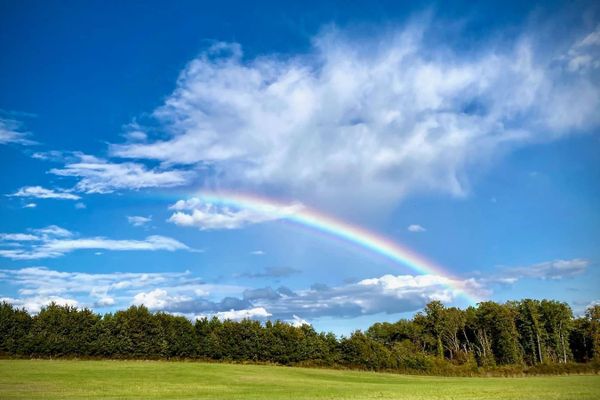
[186, 191, 479, 303]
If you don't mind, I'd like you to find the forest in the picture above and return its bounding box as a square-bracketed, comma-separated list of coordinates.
[1, 299, 599, 375]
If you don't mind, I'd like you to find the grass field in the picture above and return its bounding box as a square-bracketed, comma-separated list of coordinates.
[0, 360, 599, 400]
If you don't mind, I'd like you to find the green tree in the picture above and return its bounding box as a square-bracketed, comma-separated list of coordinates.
[515, 300, 547, 364]
[539, 300, 573, 363]
[586, 304, 600, 361]
[0, 302, 32, 355]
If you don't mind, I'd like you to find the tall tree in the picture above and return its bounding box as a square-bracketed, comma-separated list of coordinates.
[539, 300, 573, 363]
[586, 304, 600, 361]
[515, 300, 547, 364]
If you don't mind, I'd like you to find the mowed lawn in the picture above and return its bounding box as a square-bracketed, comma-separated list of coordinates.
[0, 360, 599, 400]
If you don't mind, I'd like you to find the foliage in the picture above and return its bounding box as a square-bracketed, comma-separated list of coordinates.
[0, 299, 597, 375]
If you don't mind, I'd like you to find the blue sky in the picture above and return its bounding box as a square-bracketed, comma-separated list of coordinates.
[0, 0, 598, 334]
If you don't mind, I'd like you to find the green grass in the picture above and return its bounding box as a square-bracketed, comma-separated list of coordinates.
[0, 360, 598, 399]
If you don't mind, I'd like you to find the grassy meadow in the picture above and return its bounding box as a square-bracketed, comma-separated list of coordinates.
[0, 360, 598, 399]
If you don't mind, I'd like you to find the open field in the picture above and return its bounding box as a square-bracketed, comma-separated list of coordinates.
[0, 360, 599, 399]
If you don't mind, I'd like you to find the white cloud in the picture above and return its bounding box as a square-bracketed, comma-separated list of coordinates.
[1, 295, 78, 314]
[9, 186, 80, 200]
[95, 296, 115, 306]
[109, 23, 600, 205]
[0, 233, 40, 241]
[0, 117, 36, 146]
[49, 153, 192, 194]
[250, 250, 265, 255]
[30, 150, 67, 162]
[0, 226, 190, 259]
[407, 224, 426, 233]
[23, 203, 37, 208]
[0, 267, 203, 312]
[40, 235, 189, 253]
[289, 315, 310, 327]
[75, 202, 86, 209]
[33, 225, 73, 238]
[207, 307, 272, 321]
[0, 267, 249, 316]
[168, 197, 303, 230]
[132, 288, 191, 309]
[127, 215, 152, 227]
[563, 26, 600, 72]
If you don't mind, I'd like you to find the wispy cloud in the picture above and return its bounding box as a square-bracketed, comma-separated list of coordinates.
[0, 226, 191, 259]
[0, 233, 40, 241]
[238, 266, 301, 279]
[9, 186, 80, 200]
[407, 224, 426, 233]
[562, 26, 600, 72]
[0, 117, 36, 146]
[492, 258, 590, 283]
[34, 225, 73, 238]
[49, 153, 192, 194]
[127, 215, 152, 227]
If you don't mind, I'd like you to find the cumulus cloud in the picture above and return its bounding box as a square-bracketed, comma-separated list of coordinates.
[109, 22, 600, 205]
[168, 197, 303, 229]
[0, 117, 36, 146]
[0, 267, 206, 313]
[289, 315, 310, 327]
[0, 295, 77, 314]
[407, 224, 426, 233]
[49, 153, 192, 194]
[9, 186, 80, 200]
[132, 288, 191, 309]
[0, 226, 191, 259]
[127, 215, 152, 227]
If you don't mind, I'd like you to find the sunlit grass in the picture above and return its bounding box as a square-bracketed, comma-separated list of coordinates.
[0, 359, 598, 399]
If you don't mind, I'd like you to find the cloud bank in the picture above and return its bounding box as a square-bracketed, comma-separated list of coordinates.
[109, 23, 600, 205]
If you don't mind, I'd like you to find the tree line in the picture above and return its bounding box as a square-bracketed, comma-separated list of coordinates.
[1, 299, 599, 375]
